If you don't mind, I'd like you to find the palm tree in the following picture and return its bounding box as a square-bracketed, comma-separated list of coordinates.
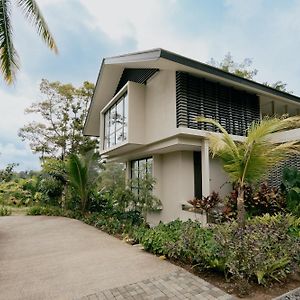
[67, 152, 100, 214]
[0, 0, 57, 84]
[197, 115, 300, 227]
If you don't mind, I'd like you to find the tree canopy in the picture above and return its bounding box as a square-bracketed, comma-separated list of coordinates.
[208, 52, 291, 93]
[19, 79, 96, 160]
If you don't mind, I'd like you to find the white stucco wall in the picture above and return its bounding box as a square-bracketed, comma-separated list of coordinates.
[148, 151, 206, 226]
[144, 70, 177, 144]
[209, 158, 232, 199]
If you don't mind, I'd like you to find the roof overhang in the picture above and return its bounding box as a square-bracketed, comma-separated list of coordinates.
[84, 48, 300, 137]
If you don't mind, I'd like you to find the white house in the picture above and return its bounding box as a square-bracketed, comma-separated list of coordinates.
[84, 48, 300, 225]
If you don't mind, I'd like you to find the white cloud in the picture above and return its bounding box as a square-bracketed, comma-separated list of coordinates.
[0, 142, 40, 171]
[79, 0, 211, 60]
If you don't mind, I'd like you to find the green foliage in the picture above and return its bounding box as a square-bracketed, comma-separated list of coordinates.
[188, 191, 221, 212]
[223, 183, 285, 220]
[67, 151, 101, 213]
[281, 167, 300, 216]
[208, 53, 291, 92]
[197, 116, 300, 226]
[139, 219, 224, 270]
[208, 52, 257, 80]
[0, 206, 12, 216]
[0, 163, 19, 182]
[99, 163, 126, 192]
[19, 79, 96, 159]
[137, 215, 300, 291]
[0, 180, 33, 206]
[215, 214, 299, 287]
[37, 175, 63, 206]
[130, 174, 162, 222]
[0, 0, 57, 84]
[27, 205, 62, 216]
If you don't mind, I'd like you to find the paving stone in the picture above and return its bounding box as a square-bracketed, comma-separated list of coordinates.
[79, 269, 236, 300]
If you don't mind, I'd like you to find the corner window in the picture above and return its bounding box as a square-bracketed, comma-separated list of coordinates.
[131, 157, 153, 195]
[104, 93, 128, 149]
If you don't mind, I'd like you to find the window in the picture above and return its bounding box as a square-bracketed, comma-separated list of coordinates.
[131, 157, 153, 195]
[193, 151, 202, 199]
[104, 93, 128, 149]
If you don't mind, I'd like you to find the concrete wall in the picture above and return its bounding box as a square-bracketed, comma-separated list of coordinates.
[148, 151, 206, 226]
[209, 158, 232, 199]
[144, 70, 177, 144]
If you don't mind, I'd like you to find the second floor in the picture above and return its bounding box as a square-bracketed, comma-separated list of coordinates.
[84, 49, 300, 157]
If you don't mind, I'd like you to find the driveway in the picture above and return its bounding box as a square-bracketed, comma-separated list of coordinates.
[0, 216, 233, 300]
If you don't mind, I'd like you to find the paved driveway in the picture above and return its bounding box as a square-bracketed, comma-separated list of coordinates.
[0, 216, 233, 300]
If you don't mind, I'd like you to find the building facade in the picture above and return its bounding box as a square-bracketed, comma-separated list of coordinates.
[84, 49, 300, 225]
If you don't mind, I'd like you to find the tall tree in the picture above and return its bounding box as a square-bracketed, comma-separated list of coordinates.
[208, 52, 291, 92]
[19, 79, 96, 160]
[197, 116, 300, 227]
[0, 0, 57, 84]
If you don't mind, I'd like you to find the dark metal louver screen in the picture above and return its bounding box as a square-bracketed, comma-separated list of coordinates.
[176, 72, 260, 136]
[267, 155, 300, 188]
[115, 68, 159, 95]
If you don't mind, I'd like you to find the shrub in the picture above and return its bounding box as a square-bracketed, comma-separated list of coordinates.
[222, 183, 285, 220]
[215, 214, 300, 286]
[188, 191, 221, 212]
[0, 181, 32, 206]
[0, 206, 12, 216]
[281, 167, 300, 217]
[27, 205, 62, 216]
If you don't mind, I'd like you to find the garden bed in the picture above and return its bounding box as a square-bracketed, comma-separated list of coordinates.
[25, 206, 300, 299]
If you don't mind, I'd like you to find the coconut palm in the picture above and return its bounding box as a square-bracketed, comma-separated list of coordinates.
[0, 0, 57, 84]
[67, 152, 100, 214]
[197, 115, 300, 227]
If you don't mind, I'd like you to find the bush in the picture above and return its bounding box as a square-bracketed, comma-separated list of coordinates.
[27, 205, 62, 216]
[215, 214, 300, 287]
[281, 167, 300, 217]
[138, 214, 300, 291]
[222, 183, 285, 221]
[0, 206, 12, 216]
[0, 181, 32, 206]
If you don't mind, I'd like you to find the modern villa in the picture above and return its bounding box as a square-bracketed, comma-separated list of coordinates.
[84, 48, 300, 225]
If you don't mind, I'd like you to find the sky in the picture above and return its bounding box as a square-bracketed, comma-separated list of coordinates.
[1, 0, 300, 171]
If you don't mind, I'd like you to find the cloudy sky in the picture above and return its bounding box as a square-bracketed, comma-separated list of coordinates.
[1, 0, 300, 170]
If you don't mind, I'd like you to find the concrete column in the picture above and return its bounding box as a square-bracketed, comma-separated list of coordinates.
[152, 154, 162, 199]
[201, 139, 210, 197]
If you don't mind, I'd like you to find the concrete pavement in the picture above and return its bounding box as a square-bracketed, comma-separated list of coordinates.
[0, 216, 233, 300]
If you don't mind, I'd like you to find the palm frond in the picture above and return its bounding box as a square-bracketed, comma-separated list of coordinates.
[17, 0, 58, 53]
[0, 0, 19, 84]
[197, 115, 300, 186]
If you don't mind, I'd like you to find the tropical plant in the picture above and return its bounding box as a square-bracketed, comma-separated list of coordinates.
[130, 174, 161, 222]
[0, 0, 57, 84]
[67, 152, 101, 213]
[197, 116, 300, 227]
[281, 167, 300, 216]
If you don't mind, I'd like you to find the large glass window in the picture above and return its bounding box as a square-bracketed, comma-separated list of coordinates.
[104, 93, 128, 149]
[131, 157, 153, 195]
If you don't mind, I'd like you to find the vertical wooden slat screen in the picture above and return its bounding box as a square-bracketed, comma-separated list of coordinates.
[176, 71, 260, 136]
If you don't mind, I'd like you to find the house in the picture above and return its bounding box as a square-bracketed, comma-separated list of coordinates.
[84, 48, 300, 225]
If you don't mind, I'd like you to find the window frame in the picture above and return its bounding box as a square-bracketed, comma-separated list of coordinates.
[130, 157, 153, 196]
[103, 92, 128, 150]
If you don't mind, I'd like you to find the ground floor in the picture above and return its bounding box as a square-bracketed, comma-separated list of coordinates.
[0, 216, 233, 300]
[123, 140, 232, 226]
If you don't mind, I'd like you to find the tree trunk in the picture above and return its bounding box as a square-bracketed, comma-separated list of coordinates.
[237, 186, 246, 227]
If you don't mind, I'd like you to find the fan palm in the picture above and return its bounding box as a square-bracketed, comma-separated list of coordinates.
[197, 115, 300, 227]
[0, 0, 57, 84]
[67, 152, 100, 214]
